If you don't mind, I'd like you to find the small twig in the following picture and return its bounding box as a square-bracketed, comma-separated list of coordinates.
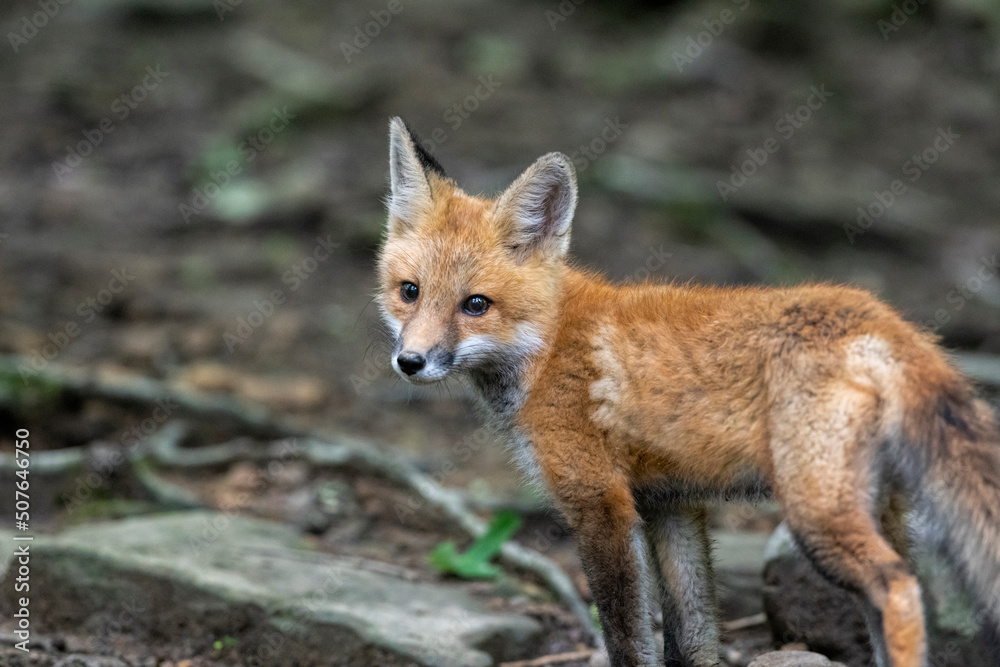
[330, 555, 421, 581]
[239, 546, 422, 581]
[722, 612, 768, 632]
[500, 649, 597, 667]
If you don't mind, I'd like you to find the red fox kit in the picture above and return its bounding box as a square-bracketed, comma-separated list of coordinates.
[376, 117, 1000, 667]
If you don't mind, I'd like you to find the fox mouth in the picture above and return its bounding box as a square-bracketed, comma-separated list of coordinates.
[395, 367, 450, 384]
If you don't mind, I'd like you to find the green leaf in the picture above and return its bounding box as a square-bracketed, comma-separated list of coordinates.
[428, 510, 522, 580]
[590, 603, 604, 638]
[213, 635, 238, 652]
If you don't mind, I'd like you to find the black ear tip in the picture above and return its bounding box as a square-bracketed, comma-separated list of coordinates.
[399, 119, 425, 148]
[398, 119, 448, 179]
[532, 153, 577, 189]
[546, 152, 574, 172]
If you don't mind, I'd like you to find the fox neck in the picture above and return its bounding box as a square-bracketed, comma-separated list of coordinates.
[468, 362, 529, 423]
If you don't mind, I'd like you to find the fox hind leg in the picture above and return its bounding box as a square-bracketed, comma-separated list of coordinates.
[786, 509, 924, 667]
[641, 503, 721, 667]
[772, 382, 926, 667]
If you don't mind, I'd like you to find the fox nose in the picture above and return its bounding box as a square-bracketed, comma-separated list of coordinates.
[396, 351, 426, 375]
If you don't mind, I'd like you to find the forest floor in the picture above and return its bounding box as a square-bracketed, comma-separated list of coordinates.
[0, 0, 998, 664]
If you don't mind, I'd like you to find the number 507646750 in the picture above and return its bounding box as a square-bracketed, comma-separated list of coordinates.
[14, 429, 30, 527]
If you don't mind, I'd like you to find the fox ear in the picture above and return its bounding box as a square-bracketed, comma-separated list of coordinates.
[387, 117, 446, 233]
[495, 152, 577, 261]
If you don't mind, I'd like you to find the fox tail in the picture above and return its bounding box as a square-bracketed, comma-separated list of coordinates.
[898, 360, 1000, 647]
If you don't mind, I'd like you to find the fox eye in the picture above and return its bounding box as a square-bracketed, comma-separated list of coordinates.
[462, 295, 490, 316]
[400, 282, 419, 303]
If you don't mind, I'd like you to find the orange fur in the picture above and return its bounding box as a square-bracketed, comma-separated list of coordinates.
[377, 118, 1000, 667]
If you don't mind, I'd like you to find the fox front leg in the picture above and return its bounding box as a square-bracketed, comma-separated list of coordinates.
[569, 483, 659, 667]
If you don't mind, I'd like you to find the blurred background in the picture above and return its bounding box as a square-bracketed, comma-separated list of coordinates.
[1, 0, 999, 665]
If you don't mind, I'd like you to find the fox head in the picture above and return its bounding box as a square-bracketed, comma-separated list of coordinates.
[376, 117, 578, 385]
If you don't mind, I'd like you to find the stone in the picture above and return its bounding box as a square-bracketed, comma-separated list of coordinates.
[0, 512, 542, 667]
[748, 650, 846, 667]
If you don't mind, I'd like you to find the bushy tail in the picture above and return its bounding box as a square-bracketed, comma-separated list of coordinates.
[899, 367, 1000, 644]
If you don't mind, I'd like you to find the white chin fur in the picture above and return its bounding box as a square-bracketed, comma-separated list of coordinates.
[399, 371, 449, 385]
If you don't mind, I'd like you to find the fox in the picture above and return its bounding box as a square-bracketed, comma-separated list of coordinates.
[375, 117, 1000, 667]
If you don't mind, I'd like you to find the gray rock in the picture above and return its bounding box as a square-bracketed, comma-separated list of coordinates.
[762, 522, 993, 667]
[0, 512, 542, 667]
[714, 530, 771, 573]
[712, 529, 771, 620]
[748, 650, 846, 667]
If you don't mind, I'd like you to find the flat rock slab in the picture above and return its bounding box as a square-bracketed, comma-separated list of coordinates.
[0, 512, 541, 667]
[748, 651, 847, 667]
